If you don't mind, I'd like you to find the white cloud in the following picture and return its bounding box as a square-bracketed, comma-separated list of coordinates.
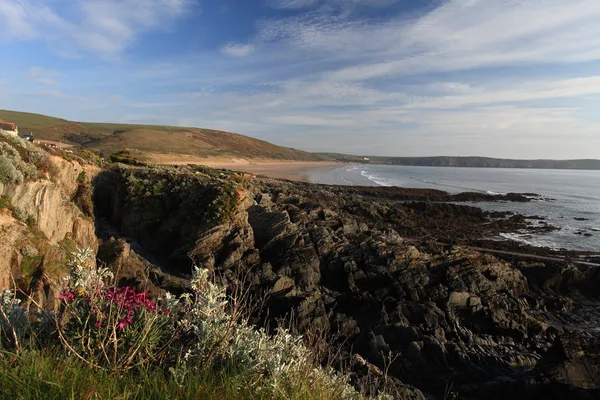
[268, 0, 318, 9]
[29, 67, 59, 86]
[0, 0, 37, 39]
[0, 0, 192, 57]
[267, 0, 400, 10]
[258, 0, 600, 81]
[221, 43, 255, 57]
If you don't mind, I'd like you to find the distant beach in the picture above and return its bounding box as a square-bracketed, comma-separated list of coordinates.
[157, 155, 342, 181]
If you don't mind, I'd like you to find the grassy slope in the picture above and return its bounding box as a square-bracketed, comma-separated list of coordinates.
[0, 110, 106, 144]
[0, 110, 321, 161]
[83, 123, 322, 161]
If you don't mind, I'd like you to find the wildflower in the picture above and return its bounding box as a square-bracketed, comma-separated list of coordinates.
[58, 290, 76, 303]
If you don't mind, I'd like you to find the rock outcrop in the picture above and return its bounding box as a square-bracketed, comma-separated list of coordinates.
[0, 155, 98, 305]
[91, 166, 600, 399]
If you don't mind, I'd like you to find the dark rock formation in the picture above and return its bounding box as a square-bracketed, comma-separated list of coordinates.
[92, 166, 600, 399]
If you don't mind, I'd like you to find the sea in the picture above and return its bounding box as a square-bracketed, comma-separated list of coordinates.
[309, 165, 600, 252]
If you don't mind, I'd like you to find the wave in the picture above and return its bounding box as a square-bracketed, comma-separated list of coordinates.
[486, 190, 507, 196]
[360, 170, 394, 187]
[499, 232, 560, 250]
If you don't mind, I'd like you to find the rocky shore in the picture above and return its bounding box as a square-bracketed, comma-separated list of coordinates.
[90, 164, 599, 399]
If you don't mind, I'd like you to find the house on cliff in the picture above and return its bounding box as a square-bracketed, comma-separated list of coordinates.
[0, 119, 18, 136]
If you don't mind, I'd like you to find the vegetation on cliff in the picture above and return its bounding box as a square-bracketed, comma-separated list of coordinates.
[0, 131, 58, 185]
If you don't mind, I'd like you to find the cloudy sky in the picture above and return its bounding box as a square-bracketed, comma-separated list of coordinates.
[1, 0, 599, 158]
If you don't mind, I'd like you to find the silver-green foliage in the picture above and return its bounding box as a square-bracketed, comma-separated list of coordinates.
[0, 141, 38, 183]
[0, 289, 32, 347]
[0, 154, 24, 184]
[177, 267, 362, 398]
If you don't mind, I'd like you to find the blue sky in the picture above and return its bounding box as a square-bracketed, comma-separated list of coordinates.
[1, 0, 600, 159]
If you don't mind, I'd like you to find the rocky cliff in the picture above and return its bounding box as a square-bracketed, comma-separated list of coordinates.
[90, 164, 600, 400]
[0, 148, 98, 308]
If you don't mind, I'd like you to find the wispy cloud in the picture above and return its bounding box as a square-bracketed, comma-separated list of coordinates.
[0, 0, 193, 57]
[221, 43, 255, 57]
[29, 67, 59, 86]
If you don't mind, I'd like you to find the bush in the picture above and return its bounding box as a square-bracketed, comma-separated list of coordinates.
[79, 149, 102, 166]
[0, 154, 25, 184]
[0, 289, 32, 348]
[11, 206, 28, 222]
[0, 138, 58, 183]
[33, 153, 59, 180]
[110, 150, 143, 166]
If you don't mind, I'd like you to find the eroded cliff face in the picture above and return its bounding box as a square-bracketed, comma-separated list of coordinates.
[0, 155, 99, 306]
[92, 165, 600, 400]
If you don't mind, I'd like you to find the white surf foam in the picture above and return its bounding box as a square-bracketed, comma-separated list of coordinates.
[360, 170, 394, 187]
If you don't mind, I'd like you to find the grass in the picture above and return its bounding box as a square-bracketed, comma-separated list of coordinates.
[0, 349, 287, 400]
[80, 122, 189, 135]
[0, 349, 357, 400]
[0, 109, 69, 131]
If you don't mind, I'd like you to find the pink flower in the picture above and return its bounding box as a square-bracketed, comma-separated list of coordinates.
[117, 316, 133, 331]
[58, 290, 76, 302]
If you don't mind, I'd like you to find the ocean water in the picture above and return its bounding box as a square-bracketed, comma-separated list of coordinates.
[309, 165, 600, 252]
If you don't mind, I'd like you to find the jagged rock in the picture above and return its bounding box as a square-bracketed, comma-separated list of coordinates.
[89, 167, 600, 400]
[449, 292, 470, 307]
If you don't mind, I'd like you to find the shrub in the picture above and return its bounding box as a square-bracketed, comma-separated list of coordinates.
[174, 267, 361, 398]
[56, 248, 171, 371]
[58, 286, 171, 371]
[0, 154, 24, 184]
[33, 153, 59, 180]
[80, 149, 102, 166]
[110, 150, 143, 166]
[11, 206, 29, 223]
[0, 289, 32, 348]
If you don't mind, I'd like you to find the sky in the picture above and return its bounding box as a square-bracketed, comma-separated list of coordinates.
[1, 0, 600, 159]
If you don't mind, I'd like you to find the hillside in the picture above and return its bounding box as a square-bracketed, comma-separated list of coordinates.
[0, 110, 322, 162]
[83, 123, 321, 161]
[0, 109, 105, 144]
[321, 153, 600, 170]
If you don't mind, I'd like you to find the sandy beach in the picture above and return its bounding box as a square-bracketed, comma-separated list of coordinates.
[143, 153, 340, 181]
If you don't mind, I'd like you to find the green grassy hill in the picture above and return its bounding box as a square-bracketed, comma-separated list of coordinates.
[0, 110, 322, 161]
